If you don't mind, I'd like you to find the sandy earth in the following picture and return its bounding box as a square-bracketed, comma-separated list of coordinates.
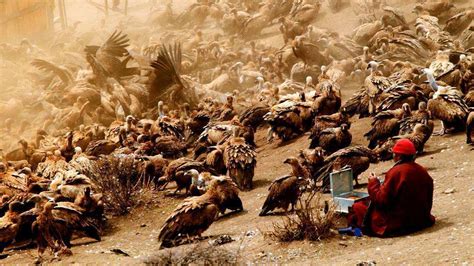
[2, 0, 474, 265]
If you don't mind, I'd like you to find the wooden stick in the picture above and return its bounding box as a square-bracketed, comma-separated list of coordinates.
[124, 0, 128, 16]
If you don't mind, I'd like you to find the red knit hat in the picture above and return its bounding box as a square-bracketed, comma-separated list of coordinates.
[392, 139, 416, 155]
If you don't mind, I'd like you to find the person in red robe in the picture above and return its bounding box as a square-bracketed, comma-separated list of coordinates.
[348, 139, 435, 237]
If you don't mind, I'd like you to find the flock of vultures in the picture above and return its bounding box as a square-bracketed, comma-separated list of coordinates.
[0, 0, 473, 262]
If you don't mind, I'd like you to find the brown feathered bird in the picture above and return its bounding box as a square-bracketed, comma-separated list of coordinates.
[309, 111, 350, 141]
[32, 201, 71, 262]
[223, 128, 257, 190]
[85, 31, 136, 78]
[375, 122, 434, 161]
[309, 123, 352, 153]
[428, 87, 469, 135]
[60, 132, 75, 162]
[52, 201, 101, 248]
[364, 103, 412, 149]
[399, 101, 431, 135]
[157, 158, 210, 195]
[0, 201, 22, 253]
[259, 157, 309, 216]
[158, 177, 242, 248]
[299, 147, 325, 179]
[313, 146, 378, 189]
[239, 103, 270, 131]
[466, 111, 474, 144]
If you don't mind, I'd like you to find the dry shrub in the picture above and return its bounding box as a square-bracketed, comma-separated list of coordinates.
[144, 242, 243, 265]
[268, 191, 338, 242]
[91, 155, 142, 216]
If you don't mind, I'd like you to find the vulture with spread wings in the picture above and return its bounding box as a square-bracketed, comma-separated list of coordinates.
[149, 43, 199, 109]
[85, 31, 137, 78]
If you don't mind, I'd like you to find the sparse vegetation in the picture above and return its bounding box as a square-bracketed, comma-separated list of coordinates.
[91, 155, 156, 216]
[267, 191, 338, 242]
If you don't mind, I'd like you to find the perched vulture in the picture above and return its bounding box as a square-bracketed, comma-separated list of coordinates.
[239, 103, 270, 131]
[427, 87, 469, 135]
[32, 202, 71, 260]
[259, 157, 309, 216]
[313, 146, 378, 189]
[0, 201, 22, 253]
[223, 128, 257, 190]
[265, 100, 312, 141]
[375, 122, 434, 161]
[340, 89, 371, 118]
[158, 177, 242, 248]
[52, 202, 101, 248]
[154, 135, 187, 159]
[364, 103, 412, 149]
[299, 147, 325, 179]
[399, 102, 432, 135]
[157, 158, 211, 195]
[309, 123, 352, 153]
[467, 111, 474, 144]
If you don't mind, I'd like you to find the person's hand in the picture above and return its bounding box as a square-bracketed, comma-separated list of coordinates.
[368, 172, 379, 182]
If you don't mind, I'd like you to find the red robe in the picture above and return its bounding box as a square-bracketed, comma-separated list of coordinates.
[348, 161, 435, 236]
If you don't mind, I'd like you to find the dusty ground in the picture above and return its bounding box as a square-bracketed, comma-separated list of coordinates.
[2, 0, 474, 265]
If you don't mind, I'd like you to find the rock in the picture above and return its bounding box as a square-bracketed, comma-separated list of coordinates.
[209, 235, 234, 246]
[338, 241, 348, 247]
[443, 188, 456, 194]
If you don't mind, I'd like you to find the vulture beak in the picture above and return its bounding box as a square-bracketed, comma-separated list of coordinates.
[283, 158, 291, 164]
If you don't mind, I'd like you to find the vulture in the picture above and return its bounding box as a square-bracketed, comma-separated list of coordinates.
[310, 123, 352, 153]
[364, 103, 412, 149]
[375, 122, 434, 161]
[364, 61, 393, 115]
[32, 202, 71, 261]
[52, 202, 102, 248]
[340, 88, 371, 118]
[158, 177, 242, 248]
[291, 36, 330, 67]
[427, 86, 469, 135]
[150, 43, 199, 109]
[84, 31, 136, 78]
[467, 111, 474, 145]
[399, 102, 432, 135]
[312, 83, 342, 116]
[299, 147, 325, 179]
[239, 103, 270, 131]
[157, 158, 211, 195]
[223, 128, 257, 190]
[313, 146, 378, 189]
[259, 157, 310, 216]
[265, 100, 313, 142]
[0, 201, 22, 253]
[60, 132, 75, 162]
[154, 135, 187, 159]
[309, 111, 350, 142]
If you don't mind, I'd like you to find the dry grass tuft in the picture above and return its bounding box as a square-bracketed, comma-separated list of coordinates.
[267, 191, 338, 242]
[91, 155, 156, 216]
[144, 242, 243, 265]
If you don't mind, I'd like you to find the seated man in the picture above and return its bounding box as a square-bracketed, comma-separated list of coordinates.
[348, 139, 435, 237]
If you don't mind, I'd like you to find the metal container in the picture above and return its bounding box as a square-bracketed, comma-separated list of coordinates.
[330, 168, 369, 213]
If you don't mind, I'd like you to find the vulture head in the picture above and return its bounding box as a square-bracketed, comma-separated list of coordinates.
[283, 157, 299, 165]
[340, 123, 350, 132]
[184, 169, 200, 185]
[74, 147, 82, 155]
[402, 103, 412, 116]
[0, 162, 6, 173]
[418, 101, 427, 111]
[367, 61, 379, 71]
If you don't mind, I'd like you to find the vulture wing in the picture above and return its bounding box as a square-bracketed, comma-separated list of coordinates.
[31, 59, 74, 86]
[158, 197, 219, 246]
